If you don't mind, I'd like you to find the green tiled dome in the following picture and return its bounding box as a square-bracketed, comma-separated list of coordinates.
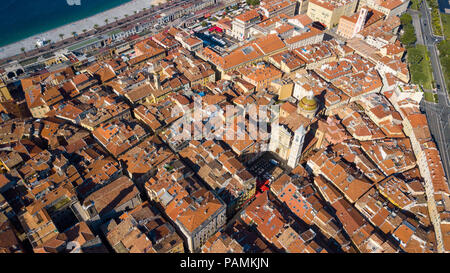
[299, 96, 318, 111]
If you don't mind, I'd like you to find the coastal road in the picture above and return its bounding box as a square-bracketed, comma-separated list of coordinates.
[0, 0, 191, 66]
[1, 0, 235, 73]
[413, 1, 450, 184]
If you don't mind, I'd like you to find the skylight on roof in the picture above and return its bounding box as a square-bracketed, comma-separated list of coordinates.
[242, 46, 254, 55]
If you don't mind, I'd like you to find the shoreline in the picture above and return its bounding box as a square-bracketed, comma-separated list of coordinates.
[0, 0, 167, 60]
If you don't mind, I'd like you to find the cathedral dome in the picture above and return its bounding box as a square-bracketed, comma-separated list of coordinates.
[298, 95, 318, 112]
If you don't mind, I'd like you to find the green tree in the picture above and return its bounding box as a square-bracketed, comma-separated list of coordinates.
[438, 40, 450, 89]
[399, 13, 417, 47]
[409, 49, 423, 64]
[400, 13, 412, 26]
[246, 0, 260, 6]
[401, 25, 417, 46]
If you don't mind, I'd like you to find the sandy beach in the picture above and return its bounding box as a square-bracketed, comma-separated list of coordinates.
[0, 0, 167, 60]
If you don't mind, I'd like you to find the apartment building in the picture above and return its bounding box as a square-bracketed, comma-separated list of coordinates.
[297, 0, 310, 14]
[307, 0, 358, 28]
[144, 159, 227, 252]
[231, 9, 262, 40]
[358, 0, 409, 18]
[260, 0, 297, 18]
[18, 203, 58, 248]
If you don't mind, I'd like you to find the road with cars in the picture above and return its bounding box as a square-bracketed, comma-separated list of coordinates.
[413, 1, 450, 184]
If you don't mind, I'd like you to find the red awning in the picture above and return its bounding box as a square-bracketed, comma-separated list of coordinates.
[208, 26, 223, 32]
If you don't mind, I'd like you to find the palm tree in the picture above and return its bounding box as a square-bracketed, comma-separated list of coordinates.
[94, 24, 99, 29]
[114, 16, 118, 22]
[21, 47, 26, 56]
[104, 19, 109, 25]
[124, 14, 128, 18]
[72, 31, 77, 38]
[82, 29, 87, 34]
[134, 11, 137, 15]
[59, 33, 64, 40]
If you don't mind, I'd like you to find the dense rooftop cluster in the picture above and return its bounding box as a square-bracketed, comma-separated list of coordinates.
[0, 0, 448, 253]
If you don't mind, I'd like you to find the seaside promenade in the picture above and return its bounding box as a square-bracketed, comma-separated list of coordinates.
[0, 0, 166, 60]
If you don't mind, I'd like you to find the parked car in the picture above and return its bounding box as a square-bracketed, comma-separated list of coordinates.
[269, 159, 279, 166]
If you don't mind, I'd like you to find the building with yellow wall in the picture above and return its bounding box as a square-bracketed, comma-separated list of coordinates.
[0, 80, 12, 102]
[307, 0, 358, 28]
[271, 78, 294, 100]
